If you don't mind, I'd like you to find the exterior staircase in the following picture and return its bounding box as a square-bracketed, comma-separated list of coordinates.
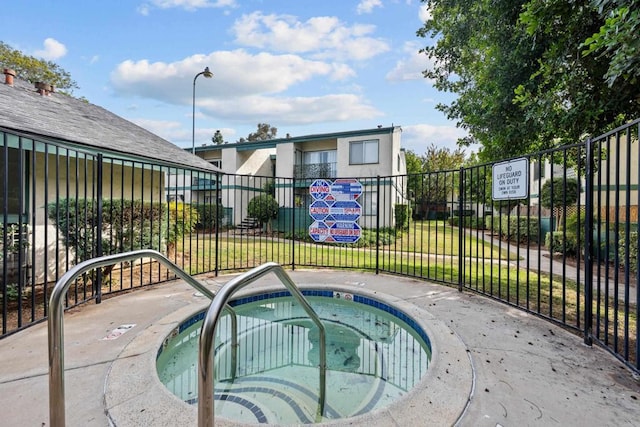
[237, 217, 260, 234]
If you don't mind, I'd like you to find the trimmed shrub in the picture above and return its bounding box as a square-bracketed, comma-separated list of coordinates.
[195, 203, 225, 231]
[507, 216, 541, 244]
[48, 198, 166, 261]
[394, 204, 411, 230]
[546, 231, 565, 254]
[247, 194, 279, 232]
[618, 230, 638, 273]
[167, 202, 199, 253]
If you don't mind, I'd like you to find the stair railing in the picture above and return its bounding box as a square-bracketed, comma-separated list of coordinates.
[198, 261, 327, 426]
[48, 249, 227, 427]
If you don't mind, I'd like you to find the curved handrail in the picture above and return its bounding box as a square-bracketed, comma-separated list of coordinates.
[198, 262, 327, 426]
[48, 249, 220, 427]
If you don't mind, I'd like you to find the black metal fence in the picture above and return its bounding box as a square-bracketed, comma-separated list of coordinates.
[2, 119, 639, 374]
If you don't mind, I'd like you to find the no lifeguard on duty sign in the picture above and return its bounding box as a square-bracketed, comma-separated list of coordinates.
[492, 158, 529, 200]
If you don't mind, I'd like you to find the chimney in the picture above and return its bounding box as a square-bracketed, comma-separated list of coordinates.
[4, 69, 16, 86]
[35, 82, 53, 96]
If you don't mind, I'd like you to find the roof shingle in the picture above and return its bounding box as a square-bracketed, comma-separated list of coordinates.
[0, 77, 218, 172]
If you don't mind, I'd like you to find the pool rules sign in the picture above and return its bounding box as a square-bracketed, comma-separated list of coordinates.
[309, 178, 362, 243]
[492, 158, 529, 200]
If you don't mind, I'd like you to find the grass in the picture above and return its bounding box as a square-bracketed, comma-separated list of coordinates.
[173, 220, 637, 366]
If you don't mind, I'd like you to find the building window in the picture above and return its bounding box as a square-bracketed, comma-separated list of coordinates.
[209, 159, 222, 169]
[350, 139, 378, 165]
[360, 190, 378, 216]
[0, 145, 23, 220]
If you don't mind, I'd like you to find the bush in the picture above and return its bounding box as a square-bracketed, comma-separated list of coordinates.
[546, 231, 565, 254]
[247, 194, 279, 232]
[352, 228, 396, 247]
[48, 198, 166, 261]
[195, 203, 225, 231]
[507, 216, 541, 244]
[485, 215, 541, 243]
[394, 204, 411, 230]
[486, 215, 506, 235]
[167, 202, 199, 252]
[449, 215, 485, 229]
[618, 230, 638, 273]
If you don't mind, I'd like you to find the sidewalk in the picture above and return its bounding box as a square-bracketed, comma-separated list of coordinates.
[0, 269, 638, 426]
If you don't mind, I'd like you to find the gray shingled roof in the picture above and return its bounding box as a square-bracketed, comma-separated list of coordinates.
[0, 77, 218, 172]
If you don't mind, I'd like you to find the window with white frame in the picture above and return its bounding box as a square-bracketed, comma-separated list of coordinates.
[304, 150, 336, 165]
[349, 139, 378, 165]
[360, 190, 378, 216]
[209, 159, 222, 169]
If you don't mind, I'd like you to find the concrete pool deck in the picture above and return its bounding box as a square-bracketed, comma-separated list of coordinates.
[1, 269, 639, 426]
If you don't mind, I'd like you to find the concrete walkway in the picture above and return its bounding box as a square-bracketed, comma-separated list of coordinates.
[0, 269, 638, 426]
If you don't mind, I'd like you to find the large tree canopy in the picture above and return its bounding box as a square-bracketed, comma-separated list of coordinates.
[582, 0, 640, 85]
[0, 41, 78, 94]
[418, 0, 640, 162]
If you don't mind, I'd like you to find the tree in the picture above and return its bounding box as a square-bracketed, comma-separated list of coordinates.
[237, 123, 278, 143]
[582, 0, 640, 86]
[0, 41, 78, 94]
[211, 130, 224, 145]
[540, 178, 580, 209]
[417, 1, 542, 160]
[417, 0, 640, 162]
[409, 144, 466, 218]
[247, 194, 279, 233]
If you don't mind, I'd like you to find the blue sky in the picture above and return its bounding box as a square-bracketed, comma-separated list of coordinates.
[2, 0, 469, 155]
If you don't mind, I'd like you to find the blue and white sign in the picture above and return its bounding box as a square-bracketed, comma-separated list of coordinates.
[328, 200, 361, 222]
[309, 178, 363, 243]
[309, 179, 332, 201]
[328, 222, 361, 243]
[309, 221, 330, 242]
[331, 179, 363, 201]
[309, 200, 332, 221]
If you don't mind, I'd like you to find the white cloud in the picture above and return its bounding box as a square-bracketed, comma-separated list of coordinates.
[419, 3, 432, 22]
[137, 0, 236, 14]
[402, 123, 471, 154]
[207, 94, 382, 125]
[34, 38, 67, 60]
[130, 118, 185, 140]
[111, 49, 353, 102]
[357, 0, 383, 14]
[110, 50, 376, 127]
[386, 41, 432, 82]
[231, 12, 390, 61]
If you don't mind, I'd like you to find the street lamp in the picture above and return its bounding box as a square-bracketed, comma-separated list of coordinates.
[192, 66, 213, 154]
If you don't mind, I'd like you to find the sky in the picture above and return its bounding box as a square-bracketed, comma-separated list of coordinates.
[2, 0, 469, 156]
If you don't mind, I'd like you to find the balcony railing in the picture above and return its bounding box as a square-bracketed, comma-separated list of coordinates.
[294, 162, 336, 179]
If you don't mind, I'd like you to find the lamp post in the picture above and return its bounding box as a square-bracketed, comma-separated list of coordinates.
[192, 66, 213, 155]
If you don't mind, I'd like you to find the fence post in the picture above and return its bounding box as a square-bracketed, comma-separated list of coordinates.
[95, 154, 103, 304]
[375, 175, 381, 275]
[214, 172, 220, 277]
[291, 177, 296, 271]
[583, 138, 594, 345]
[458, 167, 464, 292]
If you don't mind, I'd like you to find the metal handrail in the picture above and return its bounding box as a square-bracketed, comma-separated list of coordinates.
[47, 249, 227, 427]
[198, 262, 327, 426]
